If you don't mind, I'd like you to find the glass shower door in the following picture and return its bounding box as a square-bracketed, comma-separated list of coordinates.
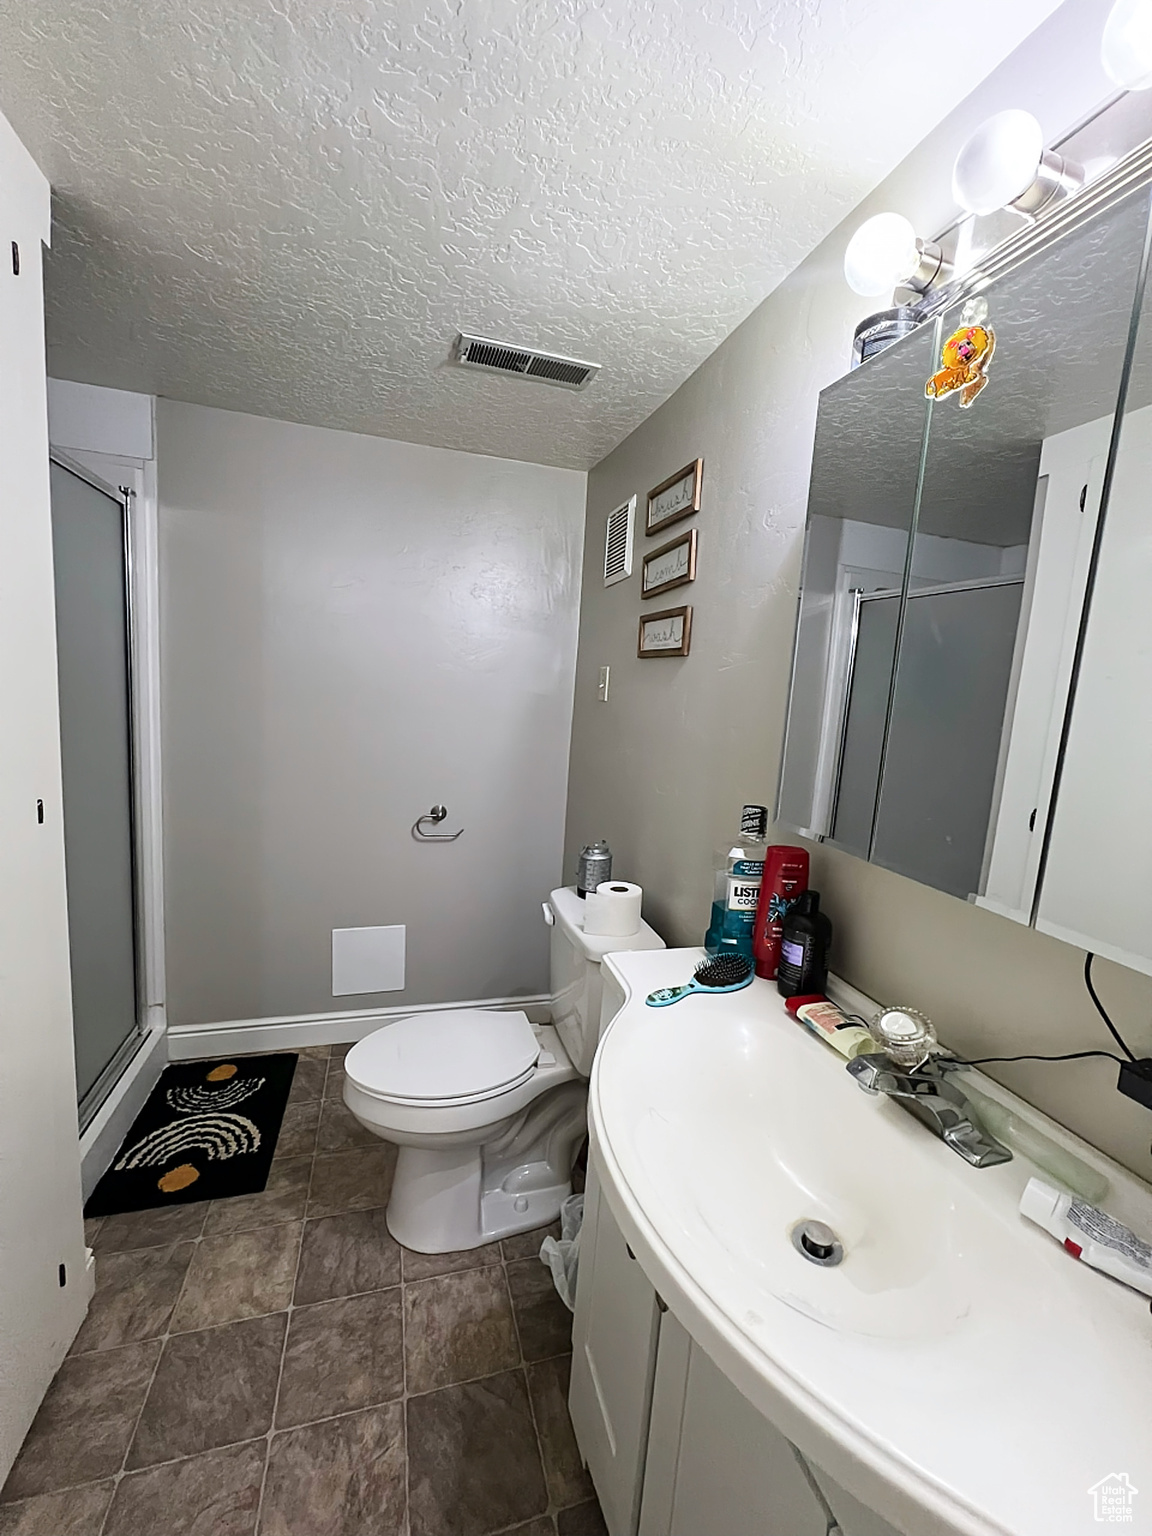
[50, 458, 140, 1121]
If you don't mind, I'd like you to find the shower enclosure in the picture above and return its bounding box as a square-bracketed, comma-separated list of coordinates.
[49, 454, 142, 1126]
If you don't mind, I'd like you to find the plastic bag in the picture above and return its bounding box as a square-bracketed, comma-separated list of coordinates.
[539, 1193, 584, 1311]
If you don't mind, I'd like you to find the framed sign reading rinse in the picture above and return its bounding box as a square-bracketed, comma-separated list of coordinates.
[646, 459, 702, 536]
[642, 527, 697, 599]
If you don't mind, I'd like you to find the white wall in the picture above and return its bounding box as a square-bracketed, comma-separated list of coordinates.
[564, 0, 1152, 1177]
[158, 401, 586, 1031]
[0, 110, 89, 1479]
[47, 378, 153, 460]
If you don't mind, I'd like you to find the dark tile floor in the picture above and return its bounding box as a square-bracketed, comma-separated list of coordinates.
[0, 1045, 606, 1536]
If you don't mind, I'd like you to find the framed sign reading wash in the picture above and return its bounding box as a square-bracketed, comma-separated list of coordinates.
[638, 605, 692, 658]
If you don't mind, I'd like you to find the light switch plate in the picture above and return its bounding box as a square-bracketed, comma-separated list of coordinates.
[598, 665, 610, 701]
[332, 925, 406, 995]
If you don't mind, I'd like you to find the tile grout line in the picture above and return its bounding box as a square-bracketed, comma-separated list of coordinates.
[29, 1044, 582, 1536]
[33, 1240, 571, 1532]
[95, 1197, 212, 1536]
[251, 1047, 326, 1534]
[503, 1245, 557, 1533]
[400, 1247, 410, 1536]
[400, 1193, 411, 1536]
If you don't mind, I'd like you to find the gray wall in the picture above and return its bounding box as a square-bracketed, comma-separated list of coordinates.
[159, 400, 585, 1026]
[565, 0, 1152, 1178]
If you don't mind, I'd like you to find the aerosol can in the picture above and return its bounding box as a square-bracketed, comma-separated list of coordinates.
[576, 840, 613, 898]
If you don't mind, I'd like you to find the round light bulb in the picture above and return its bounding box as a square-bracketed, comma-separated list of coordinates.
[843, 213, 921, 298]
[952, 109, 1045, 215]
[1102, 0, 1152, 90]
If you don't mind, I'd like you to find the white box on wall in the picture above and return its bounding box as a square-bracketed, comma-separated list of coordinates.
[331, 925, 406, 995]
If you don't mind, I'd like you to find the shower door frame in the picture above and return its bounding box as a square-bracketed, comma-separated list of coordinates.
[50, 448, 157, 1131]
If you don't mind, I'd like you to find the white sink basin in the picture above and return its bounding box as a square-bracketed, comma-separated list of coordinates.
[630, 1012, 975, 1340]
[591, 948, 1152, 1536]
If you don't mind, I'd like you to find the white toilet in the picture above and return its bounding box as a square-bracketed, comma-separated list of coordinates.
[343, 886, 664, 1252]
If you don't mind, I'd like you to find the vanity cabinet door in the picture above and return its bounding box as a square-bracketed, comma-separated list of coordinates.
[569, 1159, 661, 1536]
[803, 1461, 908, 1536]
[640, 1309, 829, 1536]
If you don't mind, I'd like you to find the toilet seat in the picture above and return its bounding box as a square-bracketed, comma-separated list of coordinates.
[345, 1009, 541, 1108]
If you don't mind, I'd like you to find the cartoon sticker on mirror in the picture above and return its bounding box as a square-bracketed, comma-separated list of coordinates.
[926, 298, 995, 408]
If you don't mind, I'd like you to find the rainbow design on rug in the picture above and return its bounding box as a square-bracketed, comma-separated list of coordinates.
[165, 1075, 265, 1114]
[114, 1111, 262, 1172]
[84, 1052, 298, 1219]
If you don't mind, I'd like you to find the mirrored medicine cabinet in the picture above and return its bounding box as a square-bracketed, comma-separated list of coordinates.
[777, 173, 1152, 980]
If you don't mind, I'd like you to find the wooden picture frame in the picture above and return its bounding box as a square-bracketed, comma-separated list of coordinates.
[638, 605, 693, 658]
[646, 458, 702, 536]
[642, 527, 697, 600]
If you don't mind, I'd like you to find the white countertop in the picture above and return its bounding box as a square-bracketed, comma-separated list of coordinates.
[590, 947, 1152, 1536]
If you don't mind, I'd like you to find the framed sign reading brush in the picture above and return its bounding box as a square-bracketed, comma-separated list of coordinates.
[642, 527, 697, 599]
[646, 458, 702, 535]
[638, 605, 693, 658]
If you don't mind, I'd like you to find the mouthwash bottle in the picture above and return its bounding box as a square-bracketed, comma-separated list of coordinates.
[703, 805, 768, 958]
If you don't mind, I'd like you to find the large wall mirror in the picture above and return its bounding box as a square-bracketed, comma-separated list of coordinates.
[777, 179, 1152, 975]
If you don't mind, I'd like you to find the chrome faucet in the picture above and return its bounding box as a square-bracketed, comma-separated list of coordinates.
[847, 1054, 1012, 1168]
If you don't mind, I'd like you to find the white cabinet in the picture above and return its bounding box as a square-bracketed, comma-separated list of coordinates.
[569, 1161, 661, 1536]
[1036, 398, 1152, 977]
[805, 1463, 906, 1536]
[639, 1308, 829, 1536]
[571, 1149, 909, 1536]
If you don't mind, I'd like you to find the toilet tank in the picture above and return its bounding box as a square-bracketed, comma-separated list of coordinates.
[546, 886, 665, 1076]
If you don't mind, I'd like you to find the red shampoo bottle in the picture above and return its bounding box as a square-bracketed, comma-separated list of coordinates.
[752, 846, 809, 980]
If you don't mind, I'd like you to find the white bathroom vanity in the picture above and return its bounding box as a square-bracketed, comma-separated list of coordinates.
[570, 949, 1152, 1536]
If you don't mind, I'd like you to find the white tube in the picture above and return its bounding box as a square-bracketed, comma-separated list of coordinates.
[1019, 1177, 1152, 1298]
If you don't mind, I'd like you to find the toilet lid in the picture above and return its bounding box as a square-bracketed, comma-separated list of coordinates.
[344, 1009, 541, 1104]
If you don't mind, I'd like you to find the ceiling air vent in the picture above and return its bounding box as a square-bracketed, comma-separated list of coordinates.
[452, 332, 600, 391]
[604, 496, 636, 587]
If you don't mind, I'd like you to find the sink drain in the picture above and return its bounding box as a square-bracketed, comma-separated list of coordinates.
[791, 1220, 844, 1267]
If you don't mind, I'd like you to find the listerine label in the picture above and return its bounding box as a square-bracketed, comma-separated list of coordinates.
[731, 859, 764, 878]
[726, 876, 761, 913]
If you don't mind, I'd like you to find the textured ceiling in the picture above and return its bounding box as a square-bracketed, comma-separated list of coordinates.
[0, 0, 1061, 469]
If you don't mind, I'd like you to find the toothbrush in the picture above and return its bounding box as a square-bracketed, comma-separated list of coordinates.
[646, 952, 755, 1007]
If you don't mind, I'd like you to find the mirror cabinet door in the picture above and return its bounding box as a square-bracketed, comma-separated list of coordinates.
[868, 188, 1152, 915]
[1036, 199, 1152, 976]
[777, 324, 935, 856]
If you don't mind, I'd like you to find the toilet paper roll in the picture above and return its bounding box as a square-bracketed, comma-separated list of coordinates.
[583, 881, 643, 937]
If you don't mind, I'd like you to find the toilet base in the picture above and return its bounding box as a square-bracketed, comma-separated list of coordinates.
[384, 1080, 587, 1253]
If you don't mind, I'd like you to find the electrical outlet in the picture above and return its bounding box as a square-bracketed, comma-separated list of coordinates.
[597, 665, 610, 702]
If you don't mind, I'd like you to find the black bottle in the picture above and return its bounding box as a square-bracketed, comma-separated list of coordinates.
[775, 891, 832, 997]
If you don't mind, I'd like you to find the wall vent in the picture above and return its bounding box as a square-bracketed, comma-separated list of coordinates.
[452, 332, 600, 391]
[604, 495, 636, 587]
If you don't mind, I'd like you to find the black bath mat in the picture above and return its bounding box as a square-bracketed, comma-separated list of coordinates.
[84, 1053, 298, 1218]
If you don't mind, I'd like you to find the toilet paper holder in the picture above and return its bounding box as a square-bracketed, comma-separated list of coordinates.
[412, 804, 465, 842]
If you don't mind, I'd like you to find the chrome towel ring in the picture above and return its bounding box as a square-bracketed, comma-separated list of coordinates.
[411, 805, 464, 842]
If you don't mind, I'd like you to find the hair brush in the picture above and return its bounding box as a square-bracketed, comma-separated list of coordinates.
[646, 952, 755, 1007]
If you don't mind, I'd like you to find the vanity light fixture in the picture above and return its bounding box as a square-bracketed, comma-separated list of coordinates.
[1102, 0, 1152, 90]
[842, 212, 949, 298]
[952, 110, 1083, 218]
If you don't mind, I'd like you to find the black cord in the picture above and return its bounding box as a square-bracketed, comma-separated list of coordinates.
[944, 954, 1139, 1070]
[1084, 952, 1138, 1062]
[949, 1049, 1123, 1067]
